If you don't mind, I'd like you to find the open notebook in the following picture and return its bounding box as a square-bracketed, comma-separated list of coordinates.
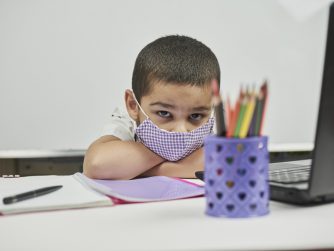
[0, 173, 204, 215]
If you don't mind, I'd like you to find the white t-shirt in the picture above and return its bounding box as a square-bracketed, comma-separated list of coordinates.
[101, 107, 136, 141]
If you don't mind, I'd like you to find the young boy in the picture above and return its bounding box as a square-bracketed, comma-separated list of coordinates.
[83, 35, 220, 180]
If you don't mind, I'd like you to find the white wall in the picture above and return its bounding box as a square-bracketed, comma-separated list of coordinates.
[0, 0, 329, 150]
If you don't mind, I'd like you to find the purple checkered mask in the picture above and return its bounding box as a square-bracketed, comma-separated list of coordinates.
[133, 94, 215, 161]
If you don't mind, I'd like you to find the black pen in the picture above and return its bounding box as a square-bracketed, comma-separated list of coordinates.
[195, 171, 204, 181]
[3, 185, 63, 205]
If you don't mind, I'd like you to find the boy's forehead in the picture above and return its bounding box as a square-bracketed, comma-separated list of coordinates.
[143, 82, 212, 108]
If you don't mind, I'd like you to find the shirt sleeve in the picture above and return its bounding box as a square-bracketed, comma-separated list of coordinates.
[100, 107, 135, 141]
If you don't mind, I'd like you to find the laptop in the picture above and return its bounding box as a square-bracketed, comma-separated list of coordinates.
[269, 2, 334, 205]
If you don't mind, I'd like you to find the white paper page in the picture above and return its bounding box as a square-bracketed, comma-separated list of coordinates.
[0, 175, 112, 215]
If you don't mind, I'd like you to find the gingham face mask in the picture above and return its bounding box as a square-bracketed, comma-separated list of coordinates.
[133, 92, 215, 161]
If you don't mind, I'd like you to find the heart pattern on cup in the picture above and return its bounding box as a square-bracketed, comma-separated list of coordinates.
[249, 180, 256, 188]
[205, 138, 268, 217]
[237, 168, 246, 177]
[226, 204, 235, 212]
[216, 145, 223, 152]
[226, 156, 234, 165]
[208, 179, 215, 186]
[216, 192, 223, 200]
[226, 180, 235, 188]
[237, 143, 244, 152]
[249, 156, 257, 164]
[238, 192, 246, 201]
[216, 168, 223, 176]
[249, 203, 257, 211]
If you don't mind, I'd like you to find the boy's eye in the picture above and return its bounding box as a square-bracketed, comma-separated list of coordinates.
[189, 113, 203, 121]
[157, 111, 171, 118]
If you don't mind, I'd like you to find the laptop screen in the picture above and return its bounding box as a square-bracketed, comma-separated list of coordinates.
[310, 2, 334, 197]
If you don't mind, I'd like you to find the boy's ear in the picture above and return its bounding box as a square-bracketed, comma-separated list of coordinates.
[124, 89, 139, 121]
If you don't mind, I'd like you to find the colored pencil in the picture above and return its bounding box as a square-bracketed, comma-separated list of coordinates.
[211, 80, 226, 136]
[259, 81, 268, 135]
[225, 95, 231, 131]
[248, 93, 260, 136]
[234, 95, 247, 137]
[223, 81, 268, 138]
[228, 90, 243, 137]
[239, 92, 256, 138]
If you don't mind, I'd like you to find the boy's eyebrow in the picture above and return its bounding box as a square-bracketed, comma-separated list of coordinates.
[191, 106, 212, 112]
[150, 102, 175, 109]
[150, 102, 211, 112]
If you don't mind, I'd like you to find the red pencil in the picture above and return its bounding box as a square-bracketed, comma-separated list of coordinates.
[228, 89, 243, 137]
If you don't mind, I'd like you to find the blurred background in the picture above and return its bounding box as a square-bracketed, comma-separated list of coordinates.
[0, 0, 331, 175]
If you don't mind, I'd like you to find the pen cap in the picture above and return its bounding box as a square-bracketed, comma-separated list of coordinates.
[204, 136, 269, 218]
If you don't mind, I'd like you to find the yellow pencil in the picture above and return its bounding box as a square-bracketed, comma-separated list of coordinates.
[233, 95, 247, 137]
[239, 92, 256, 138]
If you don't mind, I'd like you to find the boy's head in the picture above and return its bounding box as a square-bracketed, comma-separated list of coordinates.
[125, 35, 220, 132]
[132, 35, 220, 102]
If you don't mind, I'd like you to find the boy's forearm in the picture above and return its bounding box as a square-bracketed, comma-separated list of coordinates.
[141, 148, 204, 178]
[83, 136, 165, 180]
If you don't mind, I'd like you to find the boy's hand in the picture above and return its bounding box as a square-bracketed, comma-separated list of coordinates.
[139, 147, 204, 178]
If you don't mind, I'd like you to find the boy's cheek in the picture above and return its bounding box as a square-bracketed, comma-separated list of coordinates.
[137, 113, 147, 125]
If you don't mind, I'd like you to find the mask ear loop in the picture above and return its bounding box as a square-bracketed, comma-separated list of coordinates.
[210, 106, 215, 118]
[131, 90, 149, 119]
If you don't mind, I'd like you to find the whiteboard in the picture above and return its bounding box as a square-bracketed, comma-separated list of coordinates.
[0, 0, 329, 150]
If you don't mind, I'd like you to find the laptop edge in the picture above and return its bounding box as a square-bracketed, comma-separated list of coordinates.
[270, 2, 334, 205]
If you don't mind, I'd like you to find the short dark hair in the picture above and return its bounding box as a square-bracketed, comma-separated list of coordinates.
[132, 35, 220, 102]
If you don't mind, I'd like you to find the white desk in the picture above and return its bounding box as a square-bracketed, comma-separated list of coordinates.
[1, 195, 334, 250]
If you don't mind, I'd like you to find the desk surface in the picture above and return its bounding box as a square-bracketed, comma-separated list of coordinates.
[1, 194, 333, 250]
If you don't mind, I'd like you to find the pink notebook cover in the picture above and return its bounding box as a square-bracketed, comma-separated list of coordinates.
[74, 173, 204, 204]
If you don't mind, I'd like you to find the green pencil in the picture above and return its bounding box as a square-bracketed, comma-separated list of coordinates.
[234, 96, 247, 137]
[254, 92, 264, 136]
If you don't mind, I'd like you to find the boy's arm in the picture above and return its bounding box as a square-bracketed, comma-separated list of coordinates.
[140, 147, 204, 178]
[83, 135, 165, 180]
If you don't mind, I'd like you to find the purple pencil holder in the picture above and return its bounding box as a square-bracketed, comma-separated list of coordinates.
[204, 136, 270, 218]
